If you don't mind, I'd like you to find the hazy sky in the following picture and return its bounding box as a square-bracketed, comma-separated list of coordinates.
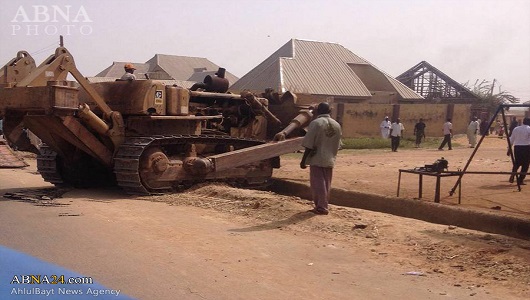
[1, 0, 529, 101]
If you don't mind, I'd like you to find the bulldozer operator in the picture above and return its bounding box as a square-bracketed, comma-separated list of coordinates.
[120, 63, 136, 81]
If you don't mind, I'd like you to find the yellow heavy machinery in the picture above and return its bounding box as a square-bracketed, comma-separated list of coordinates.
[0, 49, 40, 152]
[0, 47, 312, 194]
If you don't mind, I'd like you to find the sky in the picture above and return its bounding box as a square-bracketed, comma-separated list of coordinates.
[1, 0, 529, 102]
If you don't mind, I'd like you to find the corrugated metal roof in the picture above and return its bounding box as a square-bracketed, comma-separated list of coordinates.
[229, 41, 293, 92]
[231, 39, 423, 100]
[231, 39, 370, 97]
[281, 40, 371, 96]
[95, 55, 239, 85]
[147, 54, 239, 84]
[387, 74, 425, 100]
[370, 64, 424, 100]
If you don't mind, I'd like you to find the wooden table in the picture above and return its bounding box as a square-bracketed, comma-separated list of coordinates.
[397, 169, 462, 203]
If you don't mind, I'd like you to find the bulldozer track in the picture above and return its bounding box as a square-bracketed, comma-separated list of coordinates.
[113, 135, 265, 195]
[36, 145, 64, 185]
[36, 135, 269, 194]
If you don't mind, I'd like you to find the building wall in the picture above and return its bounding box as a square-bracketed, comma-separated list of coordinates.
[340, 103, 393, 137]
[338, 103, 471, 138]
[452, 105, 471, 135]
[399, 104, 448, 138]
[268, 91, 472, 138]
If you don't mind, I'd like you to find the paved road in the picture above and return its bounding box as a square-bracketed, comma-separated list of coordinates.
[0, 162, 513, 300]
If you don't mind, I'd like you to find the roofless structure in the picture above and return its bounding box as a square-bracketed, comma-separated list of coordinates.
[396, 61, 479, 103]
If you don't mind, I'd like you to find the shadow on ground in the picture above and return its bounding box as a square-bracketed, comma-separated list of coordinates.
[229, 211, 316, 232]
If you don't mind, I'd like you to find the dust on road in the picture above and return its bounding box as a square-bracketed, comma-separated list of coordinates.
[1, 135, 530, 299]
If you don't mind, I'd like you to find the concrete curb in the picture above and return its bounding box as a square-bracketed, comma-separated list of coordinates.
[270, 179, 530, 241]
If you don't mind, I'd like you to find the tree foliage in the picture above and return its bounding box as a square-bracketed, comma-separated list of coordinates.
[464, 79, 519, 114]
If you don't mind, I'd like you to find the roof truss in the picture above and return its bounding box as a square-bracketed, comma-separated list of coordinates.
[396, 61, 479, 102]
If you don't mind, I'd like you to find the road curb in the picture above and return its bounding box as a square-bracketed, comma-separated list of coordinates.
[270, 179, 530, 241]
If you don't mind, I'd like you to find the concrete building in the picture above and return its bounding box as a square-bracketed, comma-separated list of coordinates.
[230, 39, 474, 138]
[230, 39, 423, 105]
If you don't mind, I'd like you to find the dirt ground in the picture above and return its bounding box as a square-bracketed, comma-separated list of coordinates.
[275, 134, 530, 217]
[147, 184, 530, 298]
[1, 134, 530, 299]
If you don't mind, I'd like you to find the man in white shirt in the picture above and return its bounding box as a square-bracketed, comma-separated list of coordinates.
[466, 116, 480, 148]
[509, 118, 530, 185]
[380, 116, 391, 138]
[438, 118, 453, 150]
[389, 118, 404, 152]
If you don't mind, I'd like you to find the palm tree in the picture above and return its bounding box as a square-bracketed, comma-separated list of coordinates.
[464, 79, 519, 115]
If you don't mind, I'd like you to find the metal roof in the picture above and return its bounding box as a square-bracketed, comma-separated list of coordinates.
[371, 64, 426, 100]
[148, 54, 239, 85]
[96, 62, 150, 78]
[228, 41, 292, 93]
[230, 39, 423, 100]
[281, 40, 371, 96]
[95, 55, 238, 85]
[187, 71, 224, 83]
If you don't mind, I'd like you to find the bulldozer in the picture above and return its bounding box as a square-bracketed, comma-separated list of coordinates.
[0, 46, 313, 194]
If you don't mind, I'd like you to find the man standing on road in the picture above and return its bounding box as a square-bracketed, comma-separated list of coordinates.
[389, 118, 404, 152]
[300, 102, 342, 215]
[413, 118, 426, 148]
[380, 116, 391, 139]
[438, 118, 453, 150]
[508, 117, 530, 185]
[466, 116, 480, 148]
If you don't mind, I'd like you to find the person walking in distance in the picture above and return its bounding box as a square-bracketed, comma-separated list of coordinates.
[300, 102, 342, 215]
[466, 116, 480, 148]
[489, 119, 496, 135]
[508, 116, 519, 137]
[413, 118, 426, 148]
[438, 118, 453, 150]
[508, 117, 530, 185]
[380, 116, 391, 138]
[389, 118, 404, 152]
